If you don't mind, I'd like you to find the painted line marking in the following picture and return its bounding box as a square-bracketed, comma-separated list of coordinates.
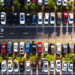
[23, 32, 28, 34]
[38, 32, 43, 34]
[0, 36, 4, 38]
[0, 33, 3, 34]
[9, 33, 14, 35]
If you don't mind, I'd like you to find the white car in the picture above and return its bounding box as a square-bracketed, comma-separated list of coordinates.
[50, 13, 55, 24]
[56, 60, 61, 72]
[68, 13, 73, 24]
[14, 42, 18, 52]
[44, 43, 48, 54]
[44, 13, 49, 24]
[50, 61, 54, 71]
[14, 60, 19, 72]
[38, 13, 43, 25]
[38, 0, 43, 5]
[20, 42, 24, 54]
[57, 43, 61, 54]
[62, 61, 67, 71]
[1, 12, 6, 25]
[8, 60, 13, 72]
[44, 0, 48, 5]
[20, 13, 25, 24]
[1, 60, 7, 72]
[0, 0, 5, 6]
[68, 61, 73, 72]
[43, 61, 48, 72]
[62, 0, 67, 6]
[26, 61, 31, 72]
[56, 0, 61, 5]
[27, 0, 30, 5]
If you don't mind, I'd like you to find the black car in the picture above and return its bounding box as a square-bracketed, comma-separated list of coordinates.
[7, 13, 12, 25]
[33, 61, 36, 72]
[26, 13, 31, 25]
[20, 0, 24, 7]
[32, 43, 36, 54]
[7, 0, 11, 6]
[13, 13, 18, 24]
[20, 62, 24, 72]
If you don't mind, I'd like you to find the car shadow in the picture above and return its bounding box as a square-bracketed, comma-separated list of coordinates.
[56, 26, 60, 36]
[68, 24, 72, 34]
[62, 24, 66, 34]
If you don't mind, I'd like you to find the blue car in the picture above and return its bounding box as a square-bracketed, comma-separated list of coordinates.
[32, 15, 36, 25]
[7, 42, 12, 54]
[26, 43, 30, 53]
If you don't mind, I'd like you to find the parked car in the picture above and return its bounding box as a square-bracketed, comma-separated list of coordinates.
[63, 12, 68, 24]
[0, 0, 5, 6]
[7, 0, 11, 6]
[8, 60, 13, 72]
[14, 60, 19, 72]
[32, 15, 36, 25]
[26, 13, 31, 25]
[62, 0, 67, 6]
[1, 12, 6, 25]
[38, 60, 42, 72]
[38, 13, 43, 25]
[1, 43, 6, 54]
[1, 60, 7, 72]
[57, 12, 61, 25]
[20, 62, 24, 72]
[44, 13, 49, 25]
[7, 13, 12, 25]
[13, 13, 18, 25]
[68, 13, 73, 24]
[26, 61, 31, 72]
[33, 61, 36, 72]
[44, 0, 48, 5]
[50, 43, 55, 54]
[32, 43, 36, 54]
[20, 42, 24, 54]
[56, 0, 61, 5]
[26, 43, 30, 53]
[20, 0, 24, 6]
[50, 13, 55, 24]
[50, 61, 54, 71]
[43, 61, 48, 72]
[69, 42, 74, 53]
[62, 43, 67, 54]
[26, 0, 31, 5]
[56, 60, 61, 72]
[62, 61, 67, 71]
[57, 43, 61, 54]
[37, 42, 42, 54]
[44, 43, 48, 54]
[38, 0, 43, 5]
[20, 13, 25, 25]
[32, 0, 36, 4]
[14, 42, 18, 52]
[68, 61, 73, 72]
[7, 42, 12, 54]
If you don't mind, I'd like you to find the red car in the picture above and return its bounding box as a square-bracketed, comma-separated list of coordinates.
[63, 12, 68, 24]
[1, 43, 6, 54]
[32, 0, 36, 4]
[37, 42, 42, 54]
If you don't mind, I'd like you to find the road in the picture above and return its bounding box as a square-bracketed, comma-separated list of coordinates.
[0, 26, 74, 40]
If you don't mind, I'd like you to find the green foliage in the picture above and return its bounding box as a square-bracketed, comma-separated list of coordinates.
[30, 2, 35, 10]
[21, 57, 25, 62]
[46, 54, 55, 62]
[25, 3, 30, 9]
[28, 55, 37, 64]
[5, 55, 12, 60]
[62, 53, 75, 63]
[0, 1, 3, 11]
[13, 0, 21, 9]
[44, 6, 49, 10]
[47, 0, 55, 9]
[0, 56, 3, 63]
[35, 6, 39, 11]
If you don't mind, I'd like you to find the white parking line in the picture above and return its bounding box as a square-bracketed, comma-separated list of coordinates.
[0, 33, 3, 34]
[9, 33, 14, 35]
[0, 36, 4, 38]
[23, 32, 29, 34]
[38, 32, 43, 34]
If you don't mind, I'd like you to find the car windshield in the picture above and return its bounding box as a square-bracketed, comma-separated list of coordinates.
[1, 18, 4, 21]
[58, 1, 61, 3]
[26, 66, 30, 69]
[2, 46, 5, 48]
[38, 45, 41, 47]
[51, 17, 54, 21]
[39, 19, 42, 22]
[45, 19, 48, 21]
[57, 66, 60, 69]
[32, 45, 36, 48]
[45, 65, 47, 69]
[20, 47, 23, 50]
[70, 19, 73, 21]
[57, 18, 61, 21]
[50, 67, 54, 70]
[14, 63, 18, 69]
[64, 19, 67, 21]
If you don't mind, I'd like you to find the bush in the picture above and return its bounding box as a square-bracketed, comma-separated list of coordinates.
[35, 7, 39, 11]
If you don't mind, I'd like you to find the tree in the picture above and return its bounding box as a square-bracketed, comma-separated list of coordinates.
[0, 56, 3, 63]
[46, 54, 55, 62]
[13, 0, 21, 9]
[30, 2, 35, 10]
[25, 3, 30, 9]
[28, 55, 37, 64]
[47, 0, 55, 9]
[62, 53, 75, 63]
[21, 57, 25, 62]
[0, 1, 3, 11]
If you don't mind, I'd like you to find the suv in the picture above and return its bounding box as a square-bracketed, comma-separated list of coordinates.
[26, 43, 30, 53]
[32, 15, 36, 25]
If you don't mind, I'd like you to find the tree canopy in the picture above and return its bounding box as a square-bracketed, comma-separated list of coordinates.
[0, 56, 3, 63]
